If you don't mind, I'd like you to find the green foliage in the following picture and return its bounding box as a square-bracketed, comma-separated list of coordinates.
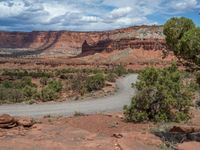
[0, 88, 25, 104]
[86, 73, 105, 92]
[197, 72, 200, 86]
[1, 80, 13, 88]
[163, 17, 195, 52]
[40, 77, 49, 86]
[22, 85, 37, 98]
[39, 80, 62, 101]
[0, 67, 121, 104]
[47, 80, 62, 92]
[40, 87, 58, 101]
[113, 65, 127, 76]
[124, 64, 193, 123]
[2, 70, 52, 78]
[71, 73, 87, 95]
[179, 28, 200, 66]
[106, 73, 117, 82]
[164, 17, 200, 67]
[0, 76, 37, 103]
[74, 111, 86, 117]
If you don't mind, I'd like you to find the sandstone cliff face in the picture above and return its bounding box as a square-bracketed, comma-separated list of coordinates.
[0, 25, 165, 57]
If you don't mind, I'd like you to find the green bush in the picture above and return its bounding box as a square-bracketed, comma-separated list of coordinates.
[86, 73, 105, 92]
[179, 28, 200, 65]
[22, 85, 37, 98]
[15, 76, 35, 89]
[197, 72, 200, 86]
[0, 88, 25, 104]
[40, 87, 58, 101]
[124, 64, 193, 123]
[1, 80, 13, 88]
[164, 17, 200, 67]
[71, 73, 87, 95]
[39, 80, 62, 101]
[40, 77, 49, 86]
[2, 69, 52, 78]
[47, 80, 62, 92]
[163, 17, 195, 52]
[106, 73, 117, 82]
[113, 65, 127, 76]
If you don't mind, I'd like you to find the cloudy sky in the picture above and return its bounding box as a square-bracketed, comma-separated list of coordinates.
[0, 0, 199, 31]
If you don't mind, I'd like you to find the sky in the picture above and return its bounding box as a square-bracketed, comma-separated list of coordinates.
[0, 0, 199, 31]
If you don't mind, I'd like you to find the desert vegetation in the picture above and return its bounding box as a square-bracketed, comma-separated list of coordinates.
[0, 65, 127, 104]
[124, 63, 197, 123]
[124, 17, 200, 123]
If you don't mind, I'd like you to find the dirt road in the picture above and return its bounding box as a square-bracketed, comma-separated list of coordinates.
[0, 74, 137, 117]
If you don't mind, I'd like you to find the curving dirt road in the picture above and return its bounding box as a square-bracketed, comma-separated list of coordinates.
[0, 74, 137, 117]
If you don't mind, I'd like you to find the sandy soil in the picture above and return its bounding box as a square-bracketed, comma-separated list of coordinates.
[0, 113, 162, 150]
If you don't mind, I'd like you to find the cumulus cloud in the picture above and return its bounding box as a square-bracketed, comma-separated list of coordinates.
[0, 0, 199, 31]
[110, 7, 132, 19]
[173, 0, 199, 10]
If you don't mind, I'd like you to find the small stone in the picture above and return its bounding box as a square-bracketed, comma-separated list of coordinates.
[112, 133, 123, 139]
[17, 117, 34, 127]
[0, 114, 15, 124]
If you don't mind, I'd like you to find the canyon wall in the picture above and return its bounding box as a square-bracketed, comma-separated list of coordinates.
[0, 25, 165, 58]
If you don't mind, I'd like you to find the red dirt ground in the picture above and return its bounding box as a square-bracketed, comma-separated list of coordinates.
[0, 113, 162, 150]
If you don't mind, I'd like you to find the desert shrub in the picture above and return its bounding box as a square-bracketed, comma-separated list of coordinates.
[164, 17, 200, 67]
[124, 64, 193, 123]
[74, 111, 86, 117]
[106, 73, 117, 82]
[40, 77, 49, 86]
[178, 28, 200, 66]
[39, 80, 62, 101]
[113, 65, 127, 76]
[1, 80, 13, 88]
[0, 88, 25, 103]
[86, 73, 105, 92]
[163, 17, 195, 52]
[40, 87, 58, 101]
[2, 69, 52, 78]
[196, 72, 200, 86]
[22, 85, 37, 98]
[0, 76, 38, 103]
[47, 80, 62, 92]
[71, 73, 87, 95]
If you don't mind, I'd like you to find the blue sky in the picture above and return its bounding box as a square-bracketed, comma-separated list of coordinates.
[0, 0, 199, 31]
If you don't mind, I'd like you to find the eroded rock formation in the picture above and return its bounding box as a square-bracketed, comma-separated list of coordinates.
[82, 38, 166, 53]
[0, 25, 165, 57]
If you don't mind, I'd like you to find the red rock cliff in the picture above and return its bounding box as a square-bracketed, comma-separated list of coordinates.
[0, 25, 165, 57]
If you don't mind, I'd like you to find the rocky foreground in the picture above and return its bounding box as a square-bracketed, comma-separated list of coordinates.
[0, 113, 200, 150]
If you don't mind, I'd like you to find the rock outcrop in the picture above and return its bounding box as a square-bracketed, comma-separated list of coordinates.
[0, 114, 17, 128]
[0, 114, 34, 129]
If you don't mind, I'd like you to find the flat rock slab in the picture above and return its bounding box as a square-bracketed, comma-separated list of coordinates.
[177, 141, 200, 150]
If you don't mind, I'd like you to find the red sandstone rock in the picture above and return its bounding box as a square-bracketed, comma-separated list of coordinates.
[0, 114, 34, 129]
[17, 117, 34, 127]
[0, 114, 15, 124]
[112, 133, 123, 138]
[0, 26, 165, 57]
[177, 141, 200, 150]
[0, 114, 17, 129]
[169, 125, 200, 133]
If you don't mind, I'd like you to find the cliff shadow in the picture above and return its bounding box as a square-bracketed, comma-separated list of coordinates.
[0, 31, 62, 58]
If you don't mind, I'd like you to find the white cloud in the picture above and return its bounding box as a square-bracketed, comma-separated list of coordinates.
[174, 0, 199, 10]
[0, 0, 198, 31]
[110, 7, 132, 19]
[80, 16, 102, 23]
